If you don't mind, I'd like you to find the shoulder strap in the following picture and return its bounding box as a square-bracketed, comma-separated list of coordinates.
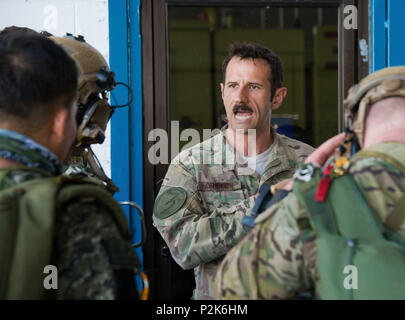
[293, 167, 338, 234]
[352, 144, 405, 232]
[386, 194, 405, 232]
[1, 177, 61, 299]
[327, 174, 385, 240]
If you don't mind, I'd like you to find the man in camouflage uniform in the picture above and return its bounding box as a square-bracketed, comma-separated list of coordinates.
[0, 28, 139, 299]
[214, 66, 405, 299]
[153, 42, 314, 300]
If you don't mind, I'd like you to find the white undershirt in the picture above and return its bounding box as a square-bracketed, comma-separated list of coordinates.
[239, 144, 273, 176]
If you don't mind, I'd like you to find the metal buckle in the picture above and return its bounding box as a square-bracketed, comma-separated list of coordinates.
[293, 164, 315, 182]
[119, 201, 147, 248]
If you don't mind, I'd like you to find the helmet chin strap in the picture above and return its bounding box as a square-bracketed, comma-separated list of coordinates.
[343, 114, 361, 156]
[67, 144, 119, 193]
[86, 147, 119, 193]
[67, 94, 120, 193]
[75, 97, 112, 147]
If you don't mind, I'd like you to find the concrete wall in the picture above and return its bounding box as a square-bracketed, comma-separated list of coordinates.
[0, 0, 111, 177]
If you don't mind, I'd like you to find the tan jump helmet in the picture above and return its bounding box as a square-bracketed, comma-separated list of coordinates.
[344, 66, 405, 148]
[50, 34, 116, 146]
[50, 34, 123, 193]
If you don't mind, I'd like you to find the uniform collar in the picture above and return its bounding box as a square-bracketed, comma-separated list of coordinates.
[216, 125, 293, 180]
[0, 129, 62, 175]
[260, 129, 293, 183]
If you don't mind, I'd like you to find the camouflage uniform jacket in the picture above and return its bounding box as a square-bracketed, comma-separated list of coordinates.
[214, 142, 405, 299]
[153, 127, 314, 299]
[0, 129, 139, 299]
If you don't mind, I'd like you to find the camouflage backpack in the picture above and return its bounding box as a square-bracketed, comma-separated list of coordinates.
[0, 173, 133, 299]
[293, 143, 405, 299]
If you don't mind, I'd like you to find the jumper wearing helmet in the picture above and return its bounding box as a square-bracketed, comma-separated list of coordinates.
[344, 66, 405, 149]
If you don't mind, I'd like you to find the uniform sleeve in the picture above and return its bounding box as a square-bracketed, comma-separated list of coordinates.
[215, 193, 315, 299]
[153, 161, 256, 270]
[52, 200, 139, 300]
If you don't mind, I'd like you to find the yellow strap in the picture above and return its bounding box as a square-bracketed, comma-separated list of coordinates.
[139, 272, 149, 300]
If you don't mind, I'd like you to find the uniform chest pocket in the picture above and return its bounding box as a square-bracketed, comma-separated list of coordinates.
[197, 180, 248, 208]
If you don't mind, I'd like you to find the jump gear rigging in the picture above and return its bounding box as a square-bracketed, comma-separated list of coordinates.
[291, 66, 405, 299]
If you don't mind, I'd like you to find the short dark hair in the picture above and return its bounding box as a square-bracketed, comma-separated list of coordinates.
[222, 42, 283, 99]
[0, 27, 78, 125]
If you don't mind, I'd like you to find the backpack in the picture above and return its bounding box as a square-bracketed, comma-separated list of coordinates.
[0, 174, 134, 299]
[293, 143, 405, 299]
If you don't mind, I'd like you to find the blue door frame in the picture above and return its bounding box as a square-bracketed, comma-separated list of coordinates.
[370, 0, 405, 72]
[108, 0, 144, 270]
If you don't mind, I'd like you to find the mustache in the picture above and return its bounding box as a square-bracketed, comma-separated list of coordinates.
[232, 104, 253, 113]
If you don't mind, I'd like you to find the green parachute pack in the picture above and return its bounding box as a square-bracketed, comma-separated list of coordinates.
[0, 172, 134, 299]
[293, 142, 405, 299]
